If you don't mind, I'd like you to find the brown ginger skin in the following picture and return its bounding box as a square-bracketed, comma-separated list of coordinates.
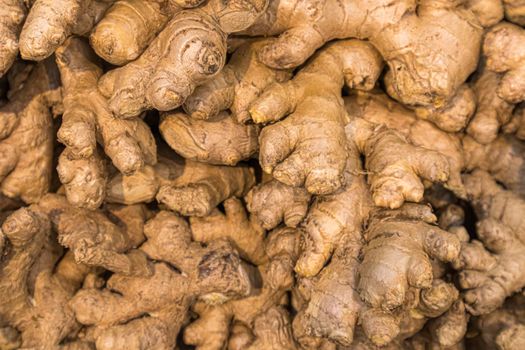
[106, 147, 255, 217]
[0, 0, 27, 76]
[0, 59, 61, 203]
[243, 0, 481, 107]
[484, 22, 525, 104]
[55, 37, 156, 209]
[98, 0, 268, 118]
[71, 210, 253, 350]
[455, 170, 525, 315]
[251, 39, 383, 195]
[503, 0, 525, 25]
[19, 0, 113, 61]
[183, 39, 292, 123]
[160, 110, 259, 165]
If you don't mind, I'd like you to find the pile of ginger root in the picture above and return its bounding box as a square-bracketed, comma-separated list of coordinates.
[2, 0, 525, 349]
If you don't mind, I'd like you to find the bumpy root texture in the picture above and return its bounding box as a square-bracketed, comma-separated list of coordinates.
[160, 111, 259, 165]
[0, 205, 93, 348]
[184, 226, 300, 350]
[98, 0, 268, 118]
[413, 84, 476, 133]
[484, 22, 525, 104]
[467, 0, 505, 26]
[345, 91, 467, 199]
[503, 103, 525, 140]
[359, 204, 460, 312]
[106, 147, 255, 216]
[55, 37, 156, 209]
[454, 170, 525, 315]
[347, 118, 450, 209]
[251, 39, 383, 195]
[72, 210, 253, 349]
[243, 0, 481, 108]
[183, 39, 292, 123]
[245, 179, 311, 230]
[467, 65, 514, 144]
[503, 0, 525, 25]
[190, 197, 267, 265]
[19, 0, 112, 61]
[0, 0, 27, 76]
[0, 59, 61, 203]
[462, 134, 525, 196]
[294, 150, 372, 277]
[245, 306, 299, 349]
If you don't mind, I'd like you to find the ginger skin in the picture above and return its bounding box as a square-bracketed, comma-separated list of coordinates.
[55, 37, 156, 209]
[243, 0, 481, 107]
[98, 0, 268, 118]
[251, 39, 383, 195]
[0, 59, 61, 203]
[0, 0, 27, 76]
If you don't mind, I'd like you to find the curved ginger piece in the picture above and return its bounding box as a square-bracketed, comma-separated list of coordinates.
[245, 179, 311, 231]
[190, 197, 267, 265]
[346, 118, 450, 209]
[484, 22, 525, 104]
[183, 39, 292, 123]
[0, 206, 92, 348]
[503, 0, 525, 25]
[98, 0, 268, 118]
[358, 204, 460, 312]
[345, 91, 466, 198]
[455, 170, 525, 315]
[0, 0, 27, 76]
[160, 111, 259, 165]
[0, 59, 61, 203]
[106, 148, 255, 217]
[55, 37, 156, 209]
[243, 0, 481, 107]
[90, 0, 206, 66]
[19, 0, 112, 61]
[72, 211, 253, 349]
[251, 39, 383, 195]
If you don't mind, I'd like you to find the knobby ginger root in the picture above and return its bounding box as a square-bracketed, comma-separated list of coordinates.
[0, 59, 61, 203]
[0, 0, 27, 76]
[106, 146, 255, 217]
[160, 110, 259, 165]
[98, 0, 268, 118]
[71, 210, 253, 349]
[243, 0, 481, 107]
[250, 39, 383, 195]
[454, 170, 525, 315]
[55, 37, 156, 209]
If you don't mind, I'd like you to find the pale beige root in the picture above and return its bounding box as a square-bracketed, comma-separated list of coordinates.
[503, 0, 525, 25]
[98, 0, 268, 118]
[0, 59, 61, 203]
[245, 179, 311, 230]
[72, 210, 253, 349]
[413, 84, 476, 133]
[359, 204, 460, 312]
[466, 0, 504, 26]
[484, 22, 525, 104]
[190, 197, 267, 265]
[468, 293, 525, 350]
[503, 103, 525, 140]
[183, 39, 292, 123]
[90, 0, 181, 65]
[184, 227, 300, 350]
[0, 0, 27, 76]
[245, 306, 299, 350]
[0, 206, 92, 348]
[462, 135, 525, 197]
[243, 0, 481, 107]
[347, 118, 450, 209]
[55, 37, 156, 209]
[345, 91, 467, 199]
[454, 170, 525, 315]
[251, 40, 383, 195]
[294, 149, 372, 277]
[107, 147, 255, 217]
[421, 300, 470, 349]
[160, 110, 259, 165]
[466, 65, 514, 144]
[19, 0, 113, 61]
